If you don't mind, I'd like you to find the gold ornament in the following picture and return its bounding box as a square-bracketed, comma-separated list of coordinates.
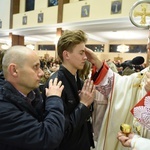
[120, 123, 132, 134]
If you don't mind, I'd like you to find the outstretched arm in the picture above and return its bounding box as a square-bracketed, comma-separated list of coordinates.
[85, 47, 103, 70]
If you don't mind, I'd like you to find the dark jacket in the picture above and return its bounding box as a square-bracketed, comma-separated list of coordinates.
[0, 79, 65, 150]
[42, 65, 94, 150]
[0, 71, 5, 80]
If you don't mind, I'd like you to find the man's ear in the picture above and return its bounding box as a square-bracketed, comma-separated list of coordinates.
[8, 63, 18, 76]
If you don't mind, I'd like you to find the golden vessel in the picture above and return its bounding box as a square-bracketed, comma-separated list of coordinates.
[120, 123, 132, 134]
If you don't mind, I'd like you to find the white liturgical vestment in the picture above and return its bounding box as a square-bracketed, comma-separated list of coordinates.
[92, 63, 150, 150]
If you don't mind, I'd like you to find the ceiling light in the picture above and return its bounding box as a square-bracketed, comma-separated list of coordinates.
[1, 43, 10, 50]
[26, 44, 35, 50]
[117, 44, 129, 53]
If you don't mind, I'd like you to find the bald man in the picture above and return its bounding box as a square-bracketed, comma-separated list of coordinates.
[0, 46, 65, 150]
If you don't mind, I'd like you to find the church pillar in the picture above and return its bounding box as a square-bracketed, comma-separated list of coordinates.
[10, 0, 20, 29]
[9, 0, 24, 46]
[55, 0, 69, 58]
[55, 28, 63, 58]
[9, 33, 24, 46]
[57, 0, 69, 23]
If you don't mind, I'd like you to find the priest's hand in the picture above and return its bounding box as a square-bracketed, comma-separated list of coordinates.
[144, 72, 150, 92]
[117, 131, 134, 147]
[79, 79, 95, 107]
[85, 47, 103, 70]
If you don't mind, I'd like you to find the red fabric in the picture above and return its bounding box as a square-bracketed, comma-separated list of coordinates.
[93, 63, 109, 85]
[130, 92, 150, 129]
[91, 65, 97, 78]
[130, 92, 150, 114]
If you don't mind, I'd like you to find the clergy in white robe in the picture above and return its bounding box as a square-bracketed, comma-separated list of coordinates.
[85, 47, 150, 150]
[131, 136, 150, 150]
[117, 88, 150, 150]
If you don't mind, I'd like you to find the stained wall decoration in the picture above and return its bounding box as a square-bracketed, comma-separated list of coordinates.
[111, 0, 122, 14]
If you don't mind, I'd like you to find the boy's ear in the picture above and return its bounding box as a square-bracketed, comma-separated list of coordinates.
[63, 50, 69, 60]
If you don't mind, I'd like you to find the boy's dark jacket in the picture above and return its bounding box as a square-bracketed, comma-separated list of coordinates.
[42, 65, 94, 150]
